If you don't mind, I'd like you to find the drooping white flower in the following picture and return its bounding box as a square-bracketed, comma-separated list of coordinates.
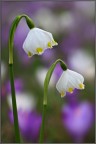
[23, 27, 58, 57]
[56, 69, 85, 97]
[7, 92, 36, 112]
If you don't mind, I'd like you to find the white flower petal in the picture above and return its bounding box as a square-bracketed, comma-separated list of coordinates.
[56, 70, 68, 93]
[23, 27, 57, 56]
[68, 69, 84, 83]
[23, 29, 46, 54]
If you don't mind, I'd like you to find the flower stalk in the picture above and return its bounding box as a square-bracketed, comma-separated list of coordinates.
[9, 14, 35, 142]
[9, 14, 35, 64]
[9, 64, 20, 142]
[39, 59, 67, 143]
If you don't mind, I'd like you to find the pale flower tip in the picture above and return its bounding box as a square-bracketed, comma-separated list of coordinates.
[36, 47, 43, 54]
[79, 83, 85, 89]
[52, 40, 58, 46]
[55, 41, 58, 45]
[28, 51, 33, 58]
[68, 88, 74, 93]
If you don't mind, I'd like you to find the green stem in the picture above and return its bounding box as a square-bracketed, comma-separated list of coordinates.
[8, 14, 35, 142]
[9, 64, 20, 142]
[39, 105, 46, 143]
[39, 59, 67, 143]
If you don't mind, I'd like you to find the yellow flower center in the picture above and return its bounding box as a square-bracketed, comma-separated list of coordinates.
[68, 88, 74, 93]
[60, 91, 65, 97]
[28, 51, 33, 57]
[79, 83, 85, 89]
[36, 48, 43, 54]
[47, 42, 52, 48]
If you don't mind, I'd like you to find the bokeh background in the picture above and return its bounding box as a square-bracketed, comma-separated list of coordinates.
[1, 1, 95, 143]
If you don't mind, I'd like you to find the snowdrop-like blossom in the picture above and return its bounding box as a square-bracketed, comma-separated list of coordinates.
[56, 69, 84, 97]
[7, 92, 36, 112]
[23, 27, 58, 57]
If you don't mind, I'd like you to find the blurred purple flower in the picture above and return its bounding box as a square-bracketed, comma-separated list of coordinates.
[42, 49, 56, 65]
[62, 101, 94, 142]
[82, 22, 95, 41]
[7, 90, 41, 142]
[65, 89, 80, 106]
[60, 32, 82, 58]
[9, 110, 42, 142]
[6, 78, 23, 94]
[60, 10, 95, 57]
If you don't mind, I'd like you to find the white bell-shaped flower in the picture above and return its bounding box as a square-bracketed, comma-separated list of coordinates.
[23, 27, 58, 57]
[56, 69, 85, 97]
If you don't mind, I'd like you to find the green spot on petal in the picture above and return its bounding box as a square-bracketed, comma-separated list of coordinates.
[28, 51, 33, 57]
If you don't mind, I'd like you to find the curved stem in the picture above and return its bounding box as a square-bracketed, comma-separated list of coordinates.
[8, 14, 35, 142]
[9, 14, 35, 64]
[43, 59, 67, 105]
[39, 59, 67, 143]
[39, 105, 46, 143]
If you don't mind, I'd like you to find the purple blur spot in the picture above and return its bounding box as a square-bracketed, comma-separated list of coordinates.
[62, 101, 94, 142]
[6, 79, 23, 94]
[9, 109, 42, 142]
